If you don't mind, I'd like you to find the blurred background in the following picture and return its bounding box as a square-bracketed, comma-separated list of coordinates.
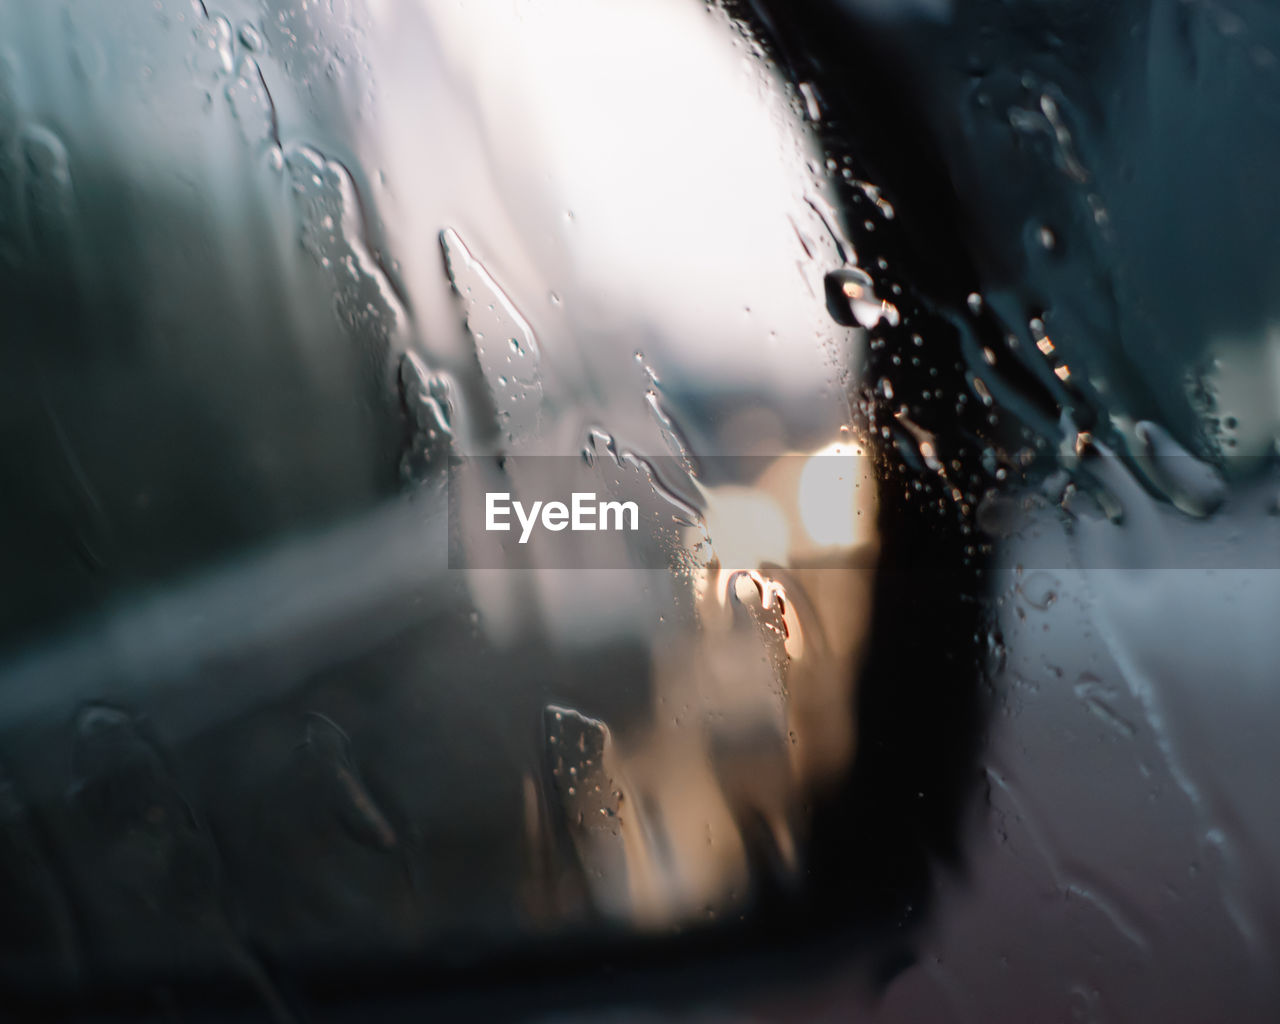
[2, 0, 1280, 1020]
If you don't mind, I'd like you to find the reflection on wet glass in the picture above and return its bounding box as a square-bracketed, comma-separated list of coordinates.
[3, 0, 1280, 1019]
[0, 0, 881, 989]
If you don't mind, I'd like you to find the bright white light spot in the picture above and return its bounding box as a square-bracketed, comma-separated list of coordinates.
[798, 442, 861, 548]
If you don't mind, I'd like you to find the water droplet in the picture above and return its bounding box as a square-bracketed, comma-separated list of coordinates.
[225, 55, 276, 144]
[441, 227, 543, 443]
[238, 22, 263, 52]
[645, 388, 697, 474]
[893, 411, 944, 472]
[398, 351, 454, 483]
[213, 15, 234, 74]
[825, 266, 900, 328]
[192, 12, 235, 79]
[543, 705, 631, 916]
[849, 179, 894, 219]
[285, 144, 406, 352]
[1132, 419, 1227, 518]
[798, 81, 823, 121]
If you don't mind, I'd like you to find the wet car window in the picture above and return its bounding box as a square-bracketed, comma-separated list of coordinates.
[2, 1, 1279, 1020]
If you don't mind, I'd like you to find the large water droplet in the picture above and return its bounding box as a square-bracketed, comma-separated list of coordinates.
[237, 22, 263, 53]
[441, 226, 543, 445]
[543, 704, 631, 917]
[798, 80, 822, 121]
[1131, 419, 1227, 518]
[398, 350, 454, 483]
[285, 143, 406, 353]
[225, 54, 277, 145]
[824, 265, 899, 328]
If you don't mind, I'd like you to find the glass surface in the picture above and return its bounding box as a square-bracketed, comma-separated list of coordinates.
[1, 0, 1279, 1020]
